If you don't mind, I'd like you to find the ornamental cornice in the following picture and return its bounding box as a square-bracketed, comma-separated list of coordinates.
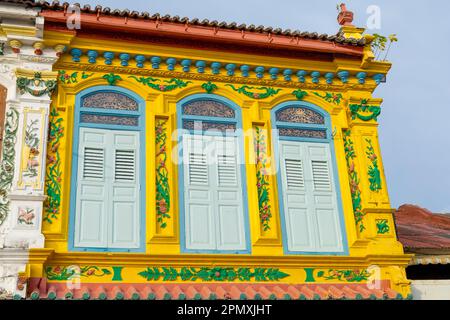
[56, 62, 378, 93]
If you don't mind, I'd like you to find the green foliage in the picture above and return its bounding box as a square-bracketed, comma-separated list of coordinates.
[225, 84, 281, 99]
[130, 76, 192, 91]
[138, 267, 289, 282]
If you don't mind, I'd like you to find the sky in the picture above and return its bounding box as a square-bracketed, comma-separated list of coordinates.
[64, 0, 450, 213]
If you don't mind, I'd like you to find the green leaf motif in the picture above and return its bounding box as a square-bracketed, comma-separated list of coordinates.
[16, 73, 57, 97]
[292, 89, 308, 100]
[225, 84, 281, 99]
[349, 100, 381, 121]
[376, 219, 390, 234]
[365, 138, 382, 192]
[201, 81, 218, 94]
[138, 267, 289, 282]
[103, 73, 122, 86]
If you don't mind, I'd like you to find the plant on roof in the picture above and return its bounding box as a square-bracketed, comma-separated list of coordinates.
[371, 33, 398, 61]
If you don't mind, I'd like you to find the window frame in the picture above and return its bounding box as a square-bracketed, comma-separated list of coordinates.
[68, 86, 146, 253]
[177, 94, 251, 254]
[271, 100, 348, 255]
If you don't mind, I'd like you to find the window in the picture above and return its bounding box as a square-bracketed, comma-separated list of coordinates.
[0, 84, 6, 157]
[70, 87, 144, 252]
[179, 96, 249, 253]
[272, 102, 345, 254]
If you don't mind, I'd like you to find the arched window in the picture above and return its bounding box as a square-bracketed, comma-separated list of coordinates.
[178, 95, 250, 253]
[272, 102, 346, 254]
[69, 86, 145, 252]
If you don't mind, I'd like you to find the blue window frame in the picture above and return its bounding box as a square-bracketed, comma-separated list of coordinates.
[271, 101, 348, 255]
[177, 94, 251, 254]
[68, 86, 146, 252]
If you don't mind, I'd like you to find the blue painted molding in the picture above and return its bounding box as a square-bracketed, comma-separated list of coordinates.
[68, 85, 146, 253]
[66, 48, 387, 86]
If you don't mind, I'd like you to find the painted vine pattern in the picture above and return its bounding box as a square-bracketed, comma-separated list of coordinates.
[0, 107, 19, 225]
[313, 92, 343, 105]
[138, 267, 289, 282]
[365, 138, 382, 192]
[44, 107, 64, 224]
[16, 73, 57, 97]
[225, 84, 281, 99]
[349, 100, 381, 121]
[343, 130, 366, 232]
[155, 119, 170, 229]
[45, 265, 112, 281]
[22, 119, 40, 178]
[254, 126, 272, 231]
[316, 269, 371, 282]
[58, 70, 93, 84]
[130, 76, 192, 91]
[376, 219, 390, 234]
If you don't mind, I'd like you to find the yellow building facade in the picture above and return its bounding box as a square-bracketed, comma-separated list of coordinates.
[0, 2, 411, 300]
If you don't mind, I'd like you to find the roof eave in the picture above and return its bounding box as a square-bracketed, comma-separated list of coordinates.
[40, 10, 364, 58]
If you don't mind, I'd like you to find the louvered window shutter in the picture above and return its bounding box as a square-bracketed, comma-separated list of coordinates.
[109, 131, 140, 248]
[74, 128, 109, 248]
[279, 141, 316, 251]
[215, 136, 246, 251]
[279, 141, 343, 252]
[74, 128, 141, 250]
[306, 144, 342, 252]
[183, 134, 216, 250]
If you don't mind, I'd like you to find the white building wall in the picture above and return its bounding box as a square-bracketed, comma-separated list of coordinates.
[411, 280, 450, 300]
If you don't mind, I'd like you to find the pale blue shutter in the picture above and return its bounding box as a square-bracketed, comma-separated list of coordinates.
[305, 143, 343, 252]
[109, 131, 140, 249]
[74, 128, 109, 248]
[183, 134, 216, 250]
[214, 136, 246, 251]
[279, 141, 343, 252]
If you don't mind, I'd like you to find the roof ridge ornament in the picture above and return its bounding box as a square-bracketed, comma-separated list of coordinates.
[337, 3, 354, 26]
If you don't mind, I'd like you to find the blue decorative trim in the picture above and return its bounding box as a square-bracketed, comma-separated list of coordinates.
[297, 70, 307, 83]
[151, 56, 161, 69]
[87, 50, 98, 64]
[68, 85, 146, 253]
[255, 66, 265, 79]
[325, 73, 334, 84]
[135, 55, 146, 68]
[356, 72, 367, 84]
[283, 69, 292, 81]
[271, 100, 349, 256]
[211, 62, 222, 75]
[103, 52, 114, 65]
[166, 58, 177, 71]
[67, 48, 386, 86]
[119, 53, 130, 67]
[240, 65, 250, 77]
[311, 71, 321, 84]
[337, 71, 349, 83]
[177, 94, 251, 254]
[181, 59, 191, 72]
[196, 60, 206, 73]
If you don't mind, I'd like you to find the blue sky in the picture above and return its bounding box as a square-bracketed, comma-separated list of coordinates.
[65, 0, 450, 212]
